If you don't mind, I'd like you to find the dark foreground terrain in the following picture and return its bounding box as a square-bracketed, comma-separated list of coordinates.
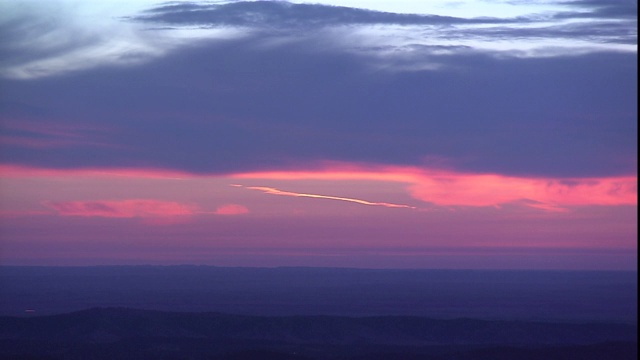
[0, 266, 637, 359]
[1, 266, 637, 322]
[0, 307, 637, 360]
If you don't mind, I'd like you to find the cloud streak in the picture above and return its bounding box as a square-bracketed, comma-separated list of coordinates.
[234, 165, 637, 210]
[234, 184, 416, 209]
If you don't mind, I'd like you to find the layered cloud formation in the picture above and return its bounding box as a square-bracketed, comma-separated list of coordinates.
[0, 1, 636, 268]
[1, 0, 636, 178]
[235, 165, 637, 209]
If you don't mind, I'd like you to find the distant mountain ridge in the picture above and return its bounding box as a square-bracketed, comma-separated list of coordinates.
[2, 266, 637, 324]
[1, 307, 637, 359]
[3, 307, 637, 345]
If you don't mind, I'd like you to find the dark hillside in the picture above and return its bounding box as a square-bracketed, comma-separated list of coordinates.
[1, 266, 636, 324]
[0, 308, 636, 360]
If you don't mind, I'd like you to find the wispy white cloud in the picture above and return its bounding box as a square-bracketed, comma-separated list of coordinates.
[2, 0, 635, 79]
[132, 0, 636, 63]
[0, 0, 246, 79]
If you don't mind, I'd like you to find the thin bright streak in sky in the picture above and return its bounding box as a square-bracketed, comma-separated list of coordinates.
[233, 184, 416, 209]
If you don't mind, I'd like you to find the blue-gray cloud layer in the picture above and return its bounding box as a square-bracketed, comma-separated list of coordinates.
[136, 0, 637, 25]
[134, 1, 515, 26]
[0, 1, 637, 177]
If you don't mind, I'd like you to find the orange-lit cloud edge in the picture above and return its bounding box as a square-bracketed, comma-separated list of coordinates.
[1, 162, 636, 211]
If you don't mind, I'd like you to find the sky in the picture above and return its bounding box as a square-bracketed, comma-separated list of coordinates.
[0, 0, 637, 270]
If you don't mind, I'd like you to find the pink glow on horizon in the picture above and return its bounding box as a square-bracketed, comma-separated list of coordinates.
[214, 204, 250, 215]
[1, 163, 636, 210]
[44, 199, 198, 218]
[1, 164, 635, 269]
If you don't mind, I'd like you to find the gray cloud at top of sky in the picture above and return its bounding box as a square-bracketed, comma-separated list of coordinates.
[1, 0, 635, 79]
[0, 0, 637, 178]
[132, 1, 637, 38]
[0, 1, 173, 80]
[123, 0, 637, 68]
[128, 1, 637, 56]
[135, 0, 638, 25]
[133, 1, 518, 27]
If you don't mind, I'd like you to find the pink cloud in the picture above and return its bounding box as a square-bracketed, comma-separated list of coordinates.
[406, 174, 637, 208]
[214, 204, 250, 215]
[44, 199, 198, 218]
[2, 163, 636, 211]
[233, 164, 637, 210]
